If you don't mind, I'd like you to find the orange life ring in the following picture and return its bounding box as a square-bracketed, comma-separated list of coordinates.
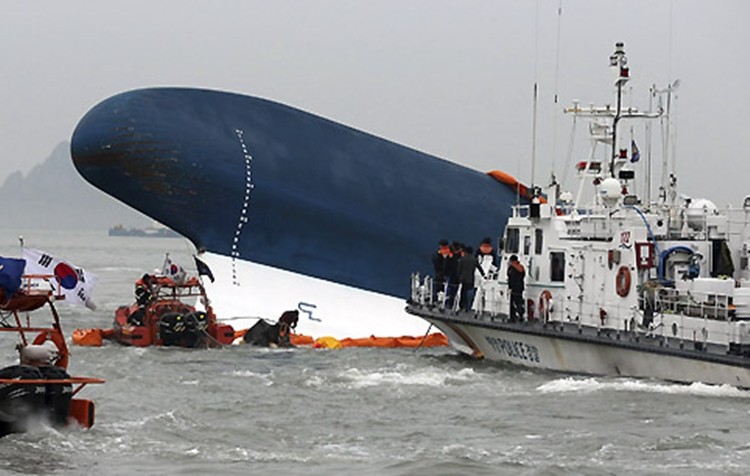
[615, 266, 631, 298]
[538, 290, 553, 321]
[32, 329, 69, 370]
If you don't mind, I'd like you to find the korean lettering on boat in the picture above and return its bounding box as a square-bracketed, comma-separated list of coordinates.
[484, 336, 540, 363]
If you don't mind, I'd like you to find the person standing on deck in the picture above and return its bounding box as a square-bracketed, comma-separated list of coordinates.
[432, 239, 451, 299]
[457, 246, 478, 311]
[444, 242, 462, 307]
[476, 237, 497, 280]
[507, 255, 525, 322]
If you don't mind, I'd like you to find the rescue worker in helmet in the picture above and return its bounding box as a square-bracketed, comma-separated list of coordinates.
[129, 274, 154, 326]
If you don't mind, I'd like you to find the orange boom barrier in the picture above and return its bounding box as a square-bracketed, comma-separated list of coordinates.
[308, 333, 448, 349]
[340, 334, 448, 348]
[238, 331, 447, 348]
[290, 334, 315, 346]
[73, 328, 103, 347]
[72, 328, 115, 346]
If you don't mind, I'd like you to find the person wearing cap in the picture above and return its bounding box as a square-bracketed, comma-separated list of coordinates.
[507, 254, 526, 322]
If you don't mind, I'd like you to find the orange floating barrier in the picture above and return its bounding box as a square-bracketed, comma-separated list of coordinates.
[72, 328, 103, 347]
[290, 334, 314, 346]
[288, 333, 447, 348]
[72, 328, 116, 346]
[340, 333, 448, 348]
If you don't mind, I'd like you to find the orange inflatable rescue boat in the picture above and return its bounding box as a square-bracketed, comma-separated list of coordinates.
[75, 271, 234, 348]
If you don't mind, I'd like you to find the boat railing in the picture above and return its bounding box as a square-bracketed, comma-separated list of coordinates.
[151, 277, 206, 301]
[562, 290, 728, 345]
[645, 288, 732, 321]
[409, 273, 433, 306]
[410, 273, 745, 348]
[559, 294, 738, 349]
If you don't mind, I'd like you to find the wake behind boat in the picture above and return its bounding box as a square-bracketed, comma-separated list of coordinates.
[70, 85, 527, 339]
[408, 43, 750, 387]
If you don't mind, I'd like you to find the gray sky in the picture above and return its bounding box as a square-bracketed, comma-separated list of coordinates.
[2, 0, 749, 207]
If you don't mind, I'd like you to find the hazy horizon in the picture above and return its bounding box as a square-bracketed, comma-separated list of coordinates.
[3, 1, 749, 207]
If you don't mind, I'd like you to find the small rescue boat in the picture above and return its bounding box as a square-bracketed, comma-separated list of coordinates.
[106, 272, 234, 347]
[0, 274, 104, 437]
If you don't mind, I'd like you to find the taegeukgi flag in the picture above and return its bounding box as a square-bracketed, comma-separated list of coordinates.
[21, 248, 97, 310]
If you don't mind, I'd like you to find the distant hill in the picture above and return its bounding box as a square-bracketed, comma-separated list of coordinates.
[0, 142, 150, 230]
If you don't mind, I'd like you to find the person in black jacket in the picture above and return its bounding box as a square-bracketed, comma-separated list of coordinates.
[457, 246, 478, 311]
[507, 255, 526, 322]
[444, 242, 462, 307]
[431, 239, 451, 298]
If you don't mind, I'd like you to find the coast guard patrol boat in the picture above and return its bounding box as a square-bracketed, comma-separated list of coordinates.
[408, 43, 750, 387]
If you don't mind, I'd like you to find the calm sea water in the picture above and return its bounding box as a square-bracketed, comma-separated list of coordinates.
[1, 229, 750, 475]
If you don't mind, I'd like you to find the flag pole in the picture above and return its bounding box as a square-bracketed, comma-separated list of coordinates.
[162, 253, 170, 276]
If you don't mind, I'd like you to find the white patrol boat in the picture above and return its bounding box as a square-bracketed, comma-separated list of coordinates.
[407, 42, 750, 388]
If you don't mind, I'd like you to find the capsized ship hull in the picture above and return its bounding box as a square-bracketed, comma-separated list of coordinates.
[71, 87, 521, 338]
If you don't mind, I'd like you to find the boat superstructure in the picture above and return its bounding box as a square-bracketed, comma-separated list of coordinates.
[408, 42, 750, 387]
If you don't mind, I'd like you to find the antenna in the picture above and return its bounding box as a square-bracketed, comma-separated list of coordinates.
[531, 82, 538, 194]
[530, 0, 540, 194]
[647, 84, 654, 208]
[608, 42, 629, 178]
[551, 0, 563, 179]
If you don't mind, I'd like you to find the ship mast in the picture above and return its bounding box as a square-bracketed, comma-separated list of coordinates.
[608, 42, 629, 178]
[563, 42, 661, 210]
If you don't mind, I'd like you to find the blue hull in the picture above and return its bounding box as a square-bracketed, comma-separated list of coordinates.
[71, 88, 520, 299]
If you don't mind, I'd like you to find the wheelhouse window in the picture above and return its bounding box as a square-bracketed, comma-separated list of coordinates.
[524, 235, 531, 255]
[505, 228, 520, 254]
[535, 229, 543, 255]
[550, 251, 565, 282]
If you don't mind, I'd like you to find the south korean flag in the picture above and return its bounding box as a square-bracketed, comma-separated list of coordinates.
[22, 248, 98, 310]
[161, 254, 186, 284]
